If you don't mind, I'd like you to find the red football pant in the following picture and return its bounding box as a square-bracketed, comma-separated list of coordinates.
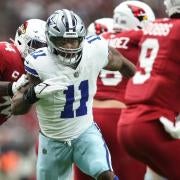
[118, 120, 180, 180]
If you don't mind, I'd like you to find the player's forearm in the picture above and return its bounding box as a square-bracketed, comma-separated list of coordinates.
[0, 82, 12, 96]
[0, 74, 29, 97]
[11, 91, 32, 115]
[105, 46, 136, 78]
[120, 59, 136, 78]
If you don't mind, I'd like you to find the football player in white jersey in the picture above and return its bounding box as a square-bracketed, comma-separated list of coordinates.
[11, 9, 135, 180]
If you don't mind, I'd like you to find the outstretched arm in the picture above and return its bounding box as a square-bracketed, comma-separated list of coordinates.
[11, 74, 41, 115]
[105, 46, 136, 78]
[11, 75, 69, 115]
[0, 74, 29, 97]
[0, 81, 13, 96]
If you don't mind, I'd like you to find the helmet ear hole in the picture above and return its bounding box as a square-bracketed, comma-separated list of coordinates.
[17, 40, 21, 45]
[27, 41, 31, 46]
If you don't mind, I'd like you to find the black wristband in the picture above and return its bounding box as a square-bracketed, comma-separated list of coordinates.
[7, 82, 13, 97]
[23, 85, 39, 104]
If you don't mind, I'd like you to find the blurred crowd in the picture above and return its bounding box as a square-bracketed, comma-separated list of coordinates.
[0, 0, 167, 179]
[0, 0, 166, 40]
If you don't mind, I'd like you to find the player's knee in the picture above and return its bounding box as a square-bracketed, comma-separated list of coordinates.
[97, 170, 119, 180]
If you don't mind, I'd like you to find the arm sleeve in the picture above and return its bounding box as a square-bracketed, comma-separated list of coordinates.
[24, 55, 39, 77]
[91, 37, 109, 69]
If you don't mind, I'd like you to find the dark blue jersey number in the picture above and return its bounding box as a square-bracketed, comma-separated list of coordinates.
[60, 80, 89, 118]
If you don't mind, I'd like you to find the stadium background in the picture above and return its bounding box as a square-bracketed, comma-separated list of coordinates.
[0, 0, 166, 179]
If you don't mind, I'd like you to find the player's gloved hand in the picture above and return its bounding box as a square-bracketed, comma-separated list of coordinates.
[12, 74, 29, 94]
[160, 116, 180, 139]
[23, 76, 69, 104]
[34, 77, 69, 98]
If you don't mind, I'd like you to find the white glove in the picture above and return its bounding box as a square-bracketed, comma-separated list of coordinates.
[12, 74, 29, 94]
[34, 77, 69, 98]
[160, 116, 180, 139]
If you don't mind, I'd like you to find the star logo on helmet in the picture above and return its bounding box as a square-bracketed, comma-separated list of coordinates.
[47, 16, 56, 27]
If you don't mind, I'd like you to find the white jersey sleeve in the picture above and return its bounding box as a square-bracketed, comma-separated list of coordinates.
[24, 54, 39, 77]
[84, 35, 109, 69]
[24, 48, 48, 79]
[24, 48, 57, 81]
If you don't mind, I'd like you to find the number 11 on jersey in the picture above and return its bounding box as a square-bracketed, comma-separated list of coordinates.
[60, 80, 89, 118]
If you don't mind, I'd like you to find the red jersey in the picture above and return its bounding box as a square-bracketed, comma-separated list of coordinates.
[121, 18, 180, 124]
[94, 30, 142, 101]
[0, 42, 25, 124]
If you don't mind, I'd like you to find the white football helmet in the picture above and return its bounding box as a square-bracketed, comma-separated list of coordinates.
[113, 0, 155, 32]
[14, 19, 47, 58]
[87, 18, 114, 35]
[164, 0, 180, 16]
[45, 9, 86, 67]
